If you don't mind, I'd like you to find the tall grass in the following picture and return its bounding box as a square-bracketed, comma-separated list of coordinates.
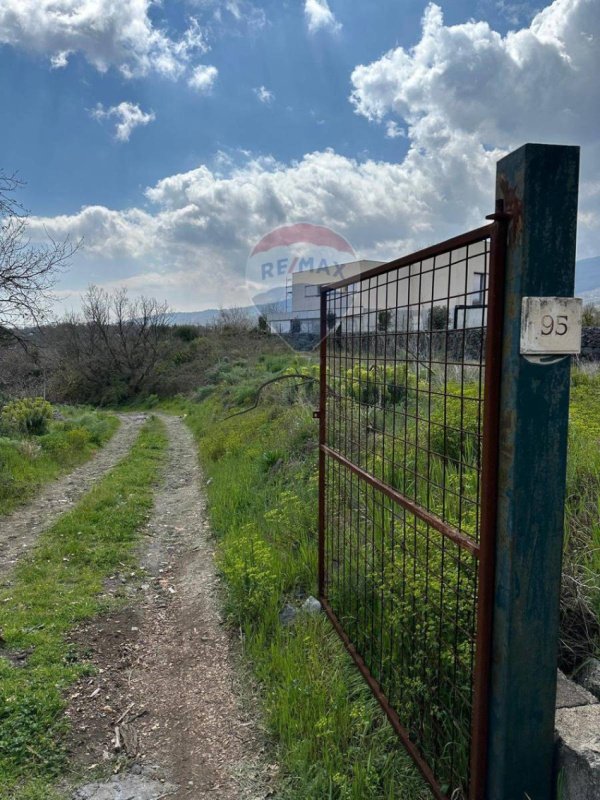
[561, 366, 600, 668]
[179, 354, 600, 799]
[0, 406, 118, 516]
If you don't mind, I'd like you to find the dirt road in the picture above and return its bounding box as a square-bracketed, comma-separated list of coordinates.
[0, 414, 148, 576]
[66, 415, 272, 799]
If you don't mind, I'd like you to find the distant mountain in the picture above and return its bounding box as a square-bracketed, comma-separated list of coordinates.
[166, 256, 600, 325]
[166, 306, 257, 326]
[167, 299, 286, 327]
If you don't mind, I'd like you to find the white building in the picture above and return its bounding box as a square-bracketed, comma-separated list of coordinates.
[265, 245, 488, 335]
[266, 260, 383, 334]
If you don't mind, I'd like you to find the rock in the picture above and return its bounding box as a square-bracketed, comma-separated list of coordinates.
[301, 596, 322, 615]
[576, 659, 600, 701]
[73, 774, 177, 800]
[557, 670, 599, 709]
[555, 704, 600, 800]
[278, 603, 297, 627]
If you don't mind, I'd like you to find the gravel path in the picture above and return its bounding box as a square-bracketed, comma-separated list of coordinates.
[0, 413, 148, 577]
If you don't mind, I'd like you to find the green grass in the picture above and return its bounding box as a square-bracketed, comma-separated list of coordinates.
[0, 415, 168, 800]
[0, 406, 119, 517]
[562, 368, 600, 666]
[170, 354, 600, 800]
[166, 360, 431, 800]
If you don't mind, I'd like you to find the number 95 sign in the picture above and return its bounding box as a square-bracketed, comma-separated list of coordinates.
[520, 297, 582, 356]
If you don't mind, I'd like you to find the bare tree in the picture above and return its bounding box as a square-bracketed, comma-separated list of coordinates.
[214, 305, 254, 333]
[59, 286, 169, 403]
[0, 171, 78, 335]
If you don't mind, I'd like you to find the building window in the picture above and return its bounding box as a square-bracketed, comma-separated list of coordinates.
[304, 285, 320, 297]
[472, 272, 486, 305]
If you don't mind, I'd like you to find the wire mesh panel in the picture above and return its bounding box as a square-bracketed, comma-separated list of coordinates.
[318, 225, 504, 800]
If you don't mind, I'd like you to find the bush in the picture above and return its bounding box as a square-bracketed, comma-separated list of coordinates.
[219, 524, 280, 625]
[64, 428, 92, 451]
[58, 411, 114, 446]
[0, 398, 53, 436]
[344, 364, 419, 406]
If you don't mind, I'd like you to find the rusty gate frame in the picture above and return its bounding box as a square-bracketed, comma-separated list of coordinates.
[317, 203, 510, 800]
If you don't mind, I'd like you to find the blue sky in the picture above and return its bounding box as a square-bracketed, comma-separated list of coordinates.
[0, 0, 598, 312]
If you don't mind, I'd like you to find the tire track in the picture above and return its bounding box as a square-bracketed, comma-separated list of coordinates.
[0, 413, 148, 577]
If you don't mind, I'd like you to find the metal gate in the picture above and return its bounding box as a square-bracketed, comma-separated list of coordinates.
[317, 209, 509, 800]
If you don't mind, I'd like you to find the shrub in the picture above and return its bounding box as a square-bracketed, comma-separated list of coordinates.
[60, 411, 114, 446]
[16, 440, 42, 460]
[344, 364, 419, 406]
[0, 398, 53, 436]
[64, 428, 92, 451]
[219, 524, 280, 625]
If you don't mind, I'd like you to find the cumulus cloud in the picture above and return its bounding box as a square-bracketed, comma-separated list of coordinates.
[90, 102, 155, 142]
[351, 1, 599, 146]
[385, 121, 405, 139]
[24, 0, 600, 313]
[29, 143, 500, 312]
[188, 64, 219, 93]
[304, 0, 341, 34]
[350, 0, 600, 253]
[0, 0, 207, 78]
[253, 86, 274, 104]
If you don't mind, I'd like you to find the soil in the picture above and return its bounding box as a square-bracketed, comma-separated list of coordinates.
[0, 413, 148, 577]
[63, 415, 274, 799]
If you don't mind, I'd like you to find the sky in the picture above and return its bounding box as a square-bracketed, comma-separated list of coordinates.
[0, 0, 598, 314]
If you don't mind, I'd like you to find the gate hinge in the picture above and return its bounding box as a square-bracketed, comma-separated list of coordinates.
[312, 410, 321, 419]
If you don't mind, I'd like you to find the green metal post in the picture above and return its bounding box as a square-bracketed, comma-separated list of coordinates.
[486, 144, 580, 799]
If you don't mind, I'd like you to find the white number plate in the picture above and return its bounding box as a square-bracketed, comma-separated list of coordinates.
[520, 297, 582, 356]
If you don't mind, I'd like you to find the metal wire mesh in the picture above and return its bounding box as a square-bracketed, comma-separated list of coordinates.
[320, 232, 493, 799]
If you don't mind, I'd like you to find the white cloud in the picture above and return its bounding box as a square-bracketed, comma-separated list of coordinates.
[304, 0, 341, 34]
[253, 86, 274, 104]
[22, 0, 600, 314]
[90, 102, 155, 142]
[350, 0, 600, 254]
[28, 143, 499, 313]
[192, 0, 268, 33]
[351, 1, 599, 146]
[0, 0, 208, 78]
[188, 64, 219, 93]
[385, 121, 405, 139]
[495, 1, 537, 26]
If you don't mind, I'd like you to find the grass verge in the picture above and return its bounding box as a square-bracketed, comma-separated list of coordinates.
[164, 355, 431, 800]
[0, 406, 119, 517]
[169, 354, 600, 799]
[0, 415, 168, 800]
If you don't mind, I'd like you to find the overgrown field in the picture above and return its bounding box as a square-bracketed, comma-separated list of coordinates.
[0, 416, 167, 800]
[169, 352, 600, 800]
[0, 398, 118, 516]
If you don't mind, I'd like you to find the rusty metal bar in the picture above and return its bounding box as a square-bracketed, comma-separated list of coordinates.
[326, 224, 494, 292]
[469, 202, 510, 800]
[320, 595, 448, 800]
[321, 444, 480, 557]
[318, 287, 327, 598]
